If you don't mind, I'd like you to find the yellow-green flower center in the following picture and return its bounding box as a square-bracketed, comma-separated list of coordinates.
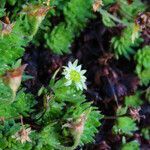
[70, 70, 81, 82]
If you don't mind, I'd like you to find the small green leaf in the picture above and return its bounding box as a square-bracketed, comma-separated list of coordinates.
[121, 140, 140, 150]
[102, 12, 116, 27]
[116, 106, 128, 116]
[125, 93, 143, 108]
[113, 117, 138, 135]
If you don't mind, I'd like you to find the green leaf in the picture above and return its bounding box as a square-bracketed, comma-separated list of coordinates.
[111, 26, 143, 58]
[45, 23, 73, 54]
[113, 117, 138, 135]
[135, 46, 150, 85]
[121, 140, 140, 150]
[7, 0, 17, 6]
[125, 92, 143, 108]
[116, 106, 128, 116]
[102, 11, 116, 27]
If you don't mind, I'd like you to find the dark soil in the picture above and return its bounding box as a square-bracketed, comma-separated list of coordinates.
[22, 16, 150, 150]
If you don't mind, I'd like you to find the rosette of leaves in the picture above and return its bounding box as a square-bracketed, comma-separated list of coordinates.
[45, 0, 94, 54]
[111, 26, 143, 59]
[125, 92, 143, 108]
[135, 46, 150, 85]
[45, 23, 74, 54]
[113, 116, 138, 135]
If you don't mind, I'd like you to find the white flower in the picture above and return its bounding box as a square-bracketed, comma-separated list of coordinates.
[62, 60, 87, 90]
[12, 127, 32, 144]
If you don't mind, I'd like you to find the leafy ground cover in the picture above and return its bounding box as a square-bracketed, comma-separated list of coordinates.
[0, 0, 149, 149]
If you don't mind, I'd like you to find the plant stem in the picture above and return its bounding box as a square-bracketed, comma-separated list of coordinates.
[57, 133, 82, 150]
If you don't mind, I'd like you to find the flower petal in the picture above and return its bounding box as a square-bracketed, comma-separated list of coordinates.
[73, 59, 78, 67]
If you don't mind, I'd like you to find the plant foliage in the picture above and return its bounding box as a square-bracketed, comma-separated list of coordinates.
[0, 0, 149, 149]
[45, 0, 94, 54]
[135, 46, 150, 85]
[121, 140, 140, 150]
[113, 116, 138, 135]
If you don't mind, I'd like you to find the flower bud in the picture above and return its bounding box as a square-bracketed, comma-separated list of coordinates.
[22, 4, 50, 36]
[2, 64, 27, 98]
[72, 114, 86, 136]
